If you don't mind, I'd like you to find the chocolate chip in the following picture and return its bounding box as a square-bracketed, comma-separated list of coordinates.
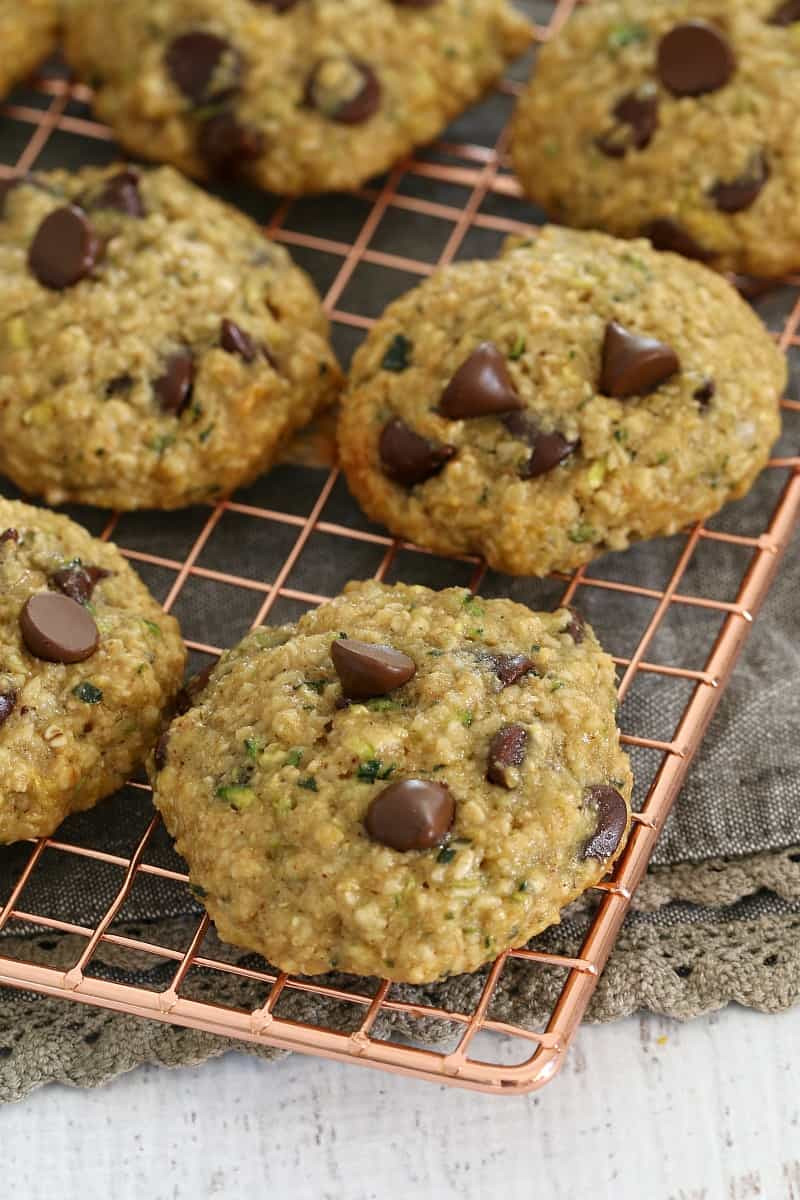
[306, 57, 381, 124]
[197, 113, 264, 174]
[600, 321, 680, 399]
[583, 785, 628, 860]
[220, 318, 257, 362]
[487, 724, 527, 788]
[657, 21, 735, 96]
[0, 528, 18, 544]
[379, 418, 455, 486]
[86, 169, 145, 217]
[20, 592, 99, 663]
[643, 218, 712, 262]
[253, 0, 300, 7]
[175, 663, 215, 714]
[487, 653, 536, 688]
[710, 152, 769, 213]
[28, 205, 104, 290]
[694, 379, 715, 409]
[439, 342, 523, 419]
[154, 731, 170, 772]
[154, 350, 195, 415]
[365, 779, 454, 852]
[106, 373, 134, 398]
[331, 637, 416, 700]
[768, 0, 800, 24]
[0, 690, 17, 728]
[503, 412, 578, 478]
[564, 606, 585, 644]
[50, 563, 111, 605]
[165, 32, 241, 103]
[596, 90, 659, 158]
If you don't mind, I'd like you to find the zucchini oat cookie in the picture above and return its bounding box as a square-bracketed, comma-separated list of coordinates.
[512, 0, 800, 278]
[0, 498, 185, 843]
[62, 0, 532, 195]
[152, 580, 632, 983]
[338, 225, 785, 577]
[0, 0, 58, 102]
[0, 164, 341, 510]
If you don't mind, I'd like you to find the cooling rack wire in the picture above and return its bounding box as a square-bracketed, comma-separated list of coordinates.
[0, 0, 797, 1095]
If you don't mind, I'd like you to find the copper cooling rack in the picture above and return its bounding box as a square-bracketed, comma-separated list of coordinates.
[0, 0, 798, 1095]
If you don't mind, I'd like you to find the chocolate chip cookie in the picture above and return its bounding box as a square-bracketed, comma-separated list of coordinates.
[152, 580, 632, 983]
[0, 498, 185, 843]
[63, 0, 532, 196]
[337, 225, 785, 577]
[513, 0, 800, 277]
[0, 0, 58, 101]
[0, 165, 341, 510]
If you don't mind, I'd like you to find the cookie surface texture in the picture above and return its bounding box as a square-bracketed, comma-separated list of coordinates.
[0, 0, 58, 102]
[152, 580, 632, 983]
[63, 0, 532, 195]
[0, 499, 185, 843]
[512, 0, 800, 277]
[337, 226, 784, 576]
[0, 165, 341, 509]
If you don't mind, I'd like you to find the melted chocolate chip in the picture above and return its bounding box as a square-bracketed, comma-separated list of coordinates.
[220, 318, 257, 362]
[503, 412, 578, 478]
[20, 593, 99, 664]
[597, 90, 659, 158]
[487, 724, 528, 788]
[154, 731, 170, 772]
[564, 606, 585, 644]
[175, 664, 216, 714]
[379, 418, 455, 486]
[306, 57, 381, 124]
[197, 113, 264, 174]
[583, 785, 628, 860]
[50, 563, 111, 605]
[768, 0, 800, 24]
[600, 321, 680, 399]
[365, 779, 454, 852]
[643, 218, 712, 262]
[0, 690, 17, 728]
[439, 342, 523, 419]
[657, 21, 735, 96]
[87, 169, 145, 217]
[694, 379, 715, 410]
[28, 206, 104, 290]
[0, 528, 18, 544]
[154, 350, 195, 415]
[165, 32, 241, 103]
[710, 152, 769, 213]
[106, 373, 134, 398]
[331, 637, 416, 700]
[487, 653, 536, 688]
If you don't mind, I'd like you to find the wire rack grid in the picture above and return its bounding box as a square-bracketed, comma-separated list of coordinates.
[0, 0, 798, 1096]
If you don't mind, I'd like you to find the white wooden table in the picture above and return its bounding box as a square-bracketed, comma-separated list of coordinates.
[9, 1003, 799, 1199]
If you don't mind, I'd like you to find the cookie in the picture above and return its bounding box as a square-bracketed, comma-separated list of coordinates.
[152, 580, 632, 983]
[0, 165, 341, 510]
[512, 0, 800, 278]
[0, 0, 58, 102]
[337, 225, 785, 578]
[0, 498, 185, 843]
[62, 0, 532, 195]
